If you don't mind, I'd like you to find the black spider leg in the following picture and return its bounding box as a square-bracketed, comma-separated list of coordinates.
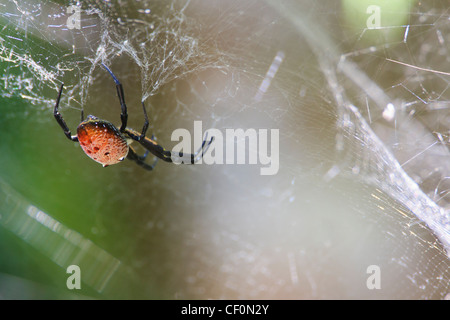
[125, 101, 214, 164]
[127, 146, 158, 171]
[53, 84, 78, 142]
[143, 99, 214, 164]
[126, 121, 160, 171]
[170, 133, 214, 164]
[101, 63, 128, 132]
[123, 101, 173, 163]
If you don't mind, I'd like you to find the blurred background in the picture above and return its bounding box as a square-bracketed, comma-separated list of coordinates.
[0, 0, 449, 299]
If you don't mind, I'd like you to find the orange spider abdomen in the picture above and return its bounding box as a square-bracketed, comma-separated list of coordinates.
[77, 117, 128, 167]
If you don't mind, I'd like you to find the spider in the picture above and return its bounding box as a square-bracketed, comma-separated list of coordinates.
[53, 64, 213, 170]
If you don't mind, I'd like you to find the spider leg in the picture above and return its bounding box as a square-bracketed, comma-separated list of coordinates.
[127, 146, 158, 171]
[171, 133, 215, 164]
[125, 128, 173, 162]
[101, 63, 128, 132]
[140, 101, 150, 136]
[125, 128, 214, 164]
[53, 84, 78, 142]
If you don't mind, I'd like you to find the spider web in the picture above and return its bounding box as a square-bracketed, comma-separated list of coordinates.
[0, 0, 449, 299]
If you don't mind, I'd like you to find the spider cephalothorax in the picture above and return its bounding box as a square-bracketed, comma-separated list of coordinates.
[54, 64, 212, 170]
